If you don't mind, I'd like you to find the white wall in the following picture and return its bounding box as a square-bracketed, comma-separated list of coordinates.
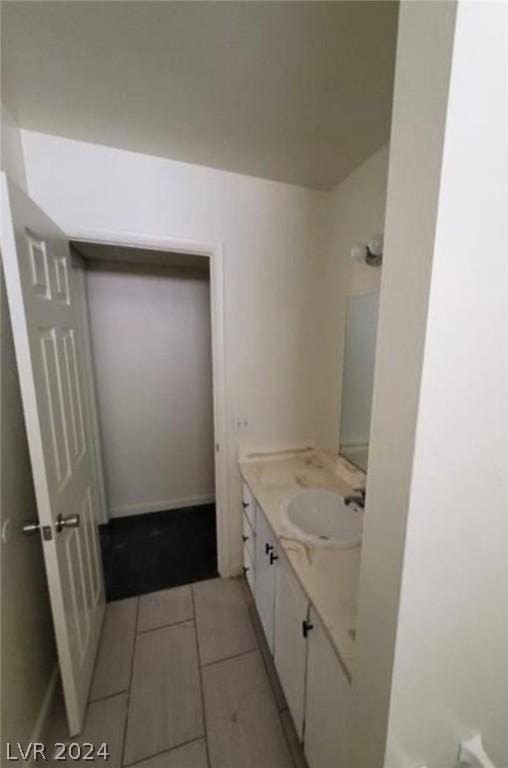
[20, 131, 328, 573]
[86, 261, 214, 517]
[352, 2, 508, 766]
[316, 144, 390, 452]
[351, 3, 458, 764]
[0, 105, 57, 749]
[384, 1, 508, 765]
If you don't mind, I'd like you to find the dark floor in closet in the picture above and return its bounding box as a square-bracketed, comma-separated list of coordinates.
[99, 503, 218, 601]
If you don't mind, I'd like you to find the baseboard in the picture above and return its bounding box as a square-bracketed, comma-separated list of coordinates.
[24, 665, 59, 766]
[229, 562, 243, 578]
[109, 494, 215, 518]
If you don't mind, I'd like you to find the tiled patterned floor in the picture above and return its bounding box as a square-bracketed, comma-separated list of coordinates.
[44, 578, 307, 768]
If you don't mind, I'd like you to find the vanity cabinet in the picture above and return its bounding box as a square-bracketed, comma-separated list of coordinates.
[241, 483, 256, 594]
[304, 608, 351, 768]
[254, 505, 278, 653]
[242, 506, 256, 563]
[241, 481, 351, 768]
[243, 541, 255, 593]
[274, 553, 309, 739]
[242, 482, 256, 528]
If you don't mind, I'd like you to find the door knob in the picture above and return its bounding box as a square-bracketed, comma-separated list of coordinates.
[56, 514, 80, 533]
[22, 520, 41, 536]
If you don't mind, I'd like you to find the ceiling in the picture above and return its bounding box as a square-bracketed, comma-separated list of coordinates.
[2, 1, 398, 190]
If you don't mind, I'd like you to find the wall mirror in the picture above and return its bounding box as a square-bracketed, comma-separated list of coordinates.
[339, 292, 380, 472]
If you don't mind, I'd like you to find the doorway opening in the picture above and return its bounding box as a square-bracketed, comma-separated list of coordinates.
[69, 237, 226, 600]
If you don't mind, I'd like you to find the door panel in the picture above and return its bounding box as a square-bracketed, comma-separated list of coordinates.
[69, 256, 108, 524]
[1, 175, 105, 735]
[62, 327, 86, 460]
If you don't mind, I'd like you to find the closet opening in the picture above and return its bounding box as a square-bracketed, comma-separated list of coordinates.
[69, 237, 225, 600]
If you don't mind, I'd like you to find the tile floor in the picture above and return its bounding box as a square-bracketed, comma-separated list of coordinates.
[44, 578, 307, 768]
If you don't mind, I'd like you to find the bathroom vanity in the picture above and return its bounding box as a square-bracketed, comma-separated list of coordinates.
[238, 447, 365, 768]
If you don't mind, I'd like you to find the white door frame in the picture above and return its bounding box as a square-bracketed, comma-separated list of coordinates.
[67, 227, 230, 578]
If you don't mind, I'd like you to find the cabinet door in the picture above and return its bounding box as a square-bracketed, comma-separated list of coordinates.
[254, 508, 277, 653]
[242, 482, 256, 529]
[242, 511, 255, 563]
[304, 609, 351, 768]
[274, 555, 309, 739]
[243, 543, 255, 596]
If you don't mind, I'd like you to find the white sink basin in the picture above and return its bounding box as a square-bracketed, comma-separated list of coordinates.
[281, 490, 363, 548]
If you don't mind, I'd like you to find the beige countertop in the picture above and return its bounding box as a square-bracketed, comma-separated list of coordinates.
[238, 447, 365, 681]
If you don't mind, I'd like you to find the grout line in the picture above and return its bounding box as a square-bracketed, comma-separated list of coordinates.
[200, 647, 259, 670]
[191, 585, 212, 768]
[88, 689, 130, 705]
[136, 616, 195, 636]
[122, 736, 207, 768]
[120, 597, 140, 767]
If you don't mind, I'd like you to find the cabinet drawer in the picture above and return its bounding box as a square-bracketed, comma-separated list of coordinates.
[242, 482, 256, 529]
[242, 512, 255, 561]
[243, 544, 255, 595]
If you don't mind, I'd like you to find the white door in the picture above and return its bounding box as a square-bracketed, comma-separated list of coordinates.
[254, 507, 277, 653]
[70, 254, 108, 524]
[1, 175, 105, 735]
[274, 554, 309, 739]
[304, 608, 351, 768]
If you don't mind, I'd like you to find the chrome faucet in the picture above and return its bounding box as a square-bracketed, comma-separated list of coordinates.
[344, 487, 366, 509]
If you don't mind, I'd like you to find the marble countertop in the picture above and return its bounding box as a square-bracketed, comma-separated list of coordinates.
[238, 447, 365, 681]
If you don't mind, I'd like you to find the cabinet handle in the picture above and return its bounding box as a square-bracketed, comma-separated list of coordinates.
[242, 534, 249, 542]
[302, 619, 314, 638]
[269, 552, 278, 565]
[242, 565, 250, 574]
[265, 542, 274, 555]
[242, 502, 249, 509]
